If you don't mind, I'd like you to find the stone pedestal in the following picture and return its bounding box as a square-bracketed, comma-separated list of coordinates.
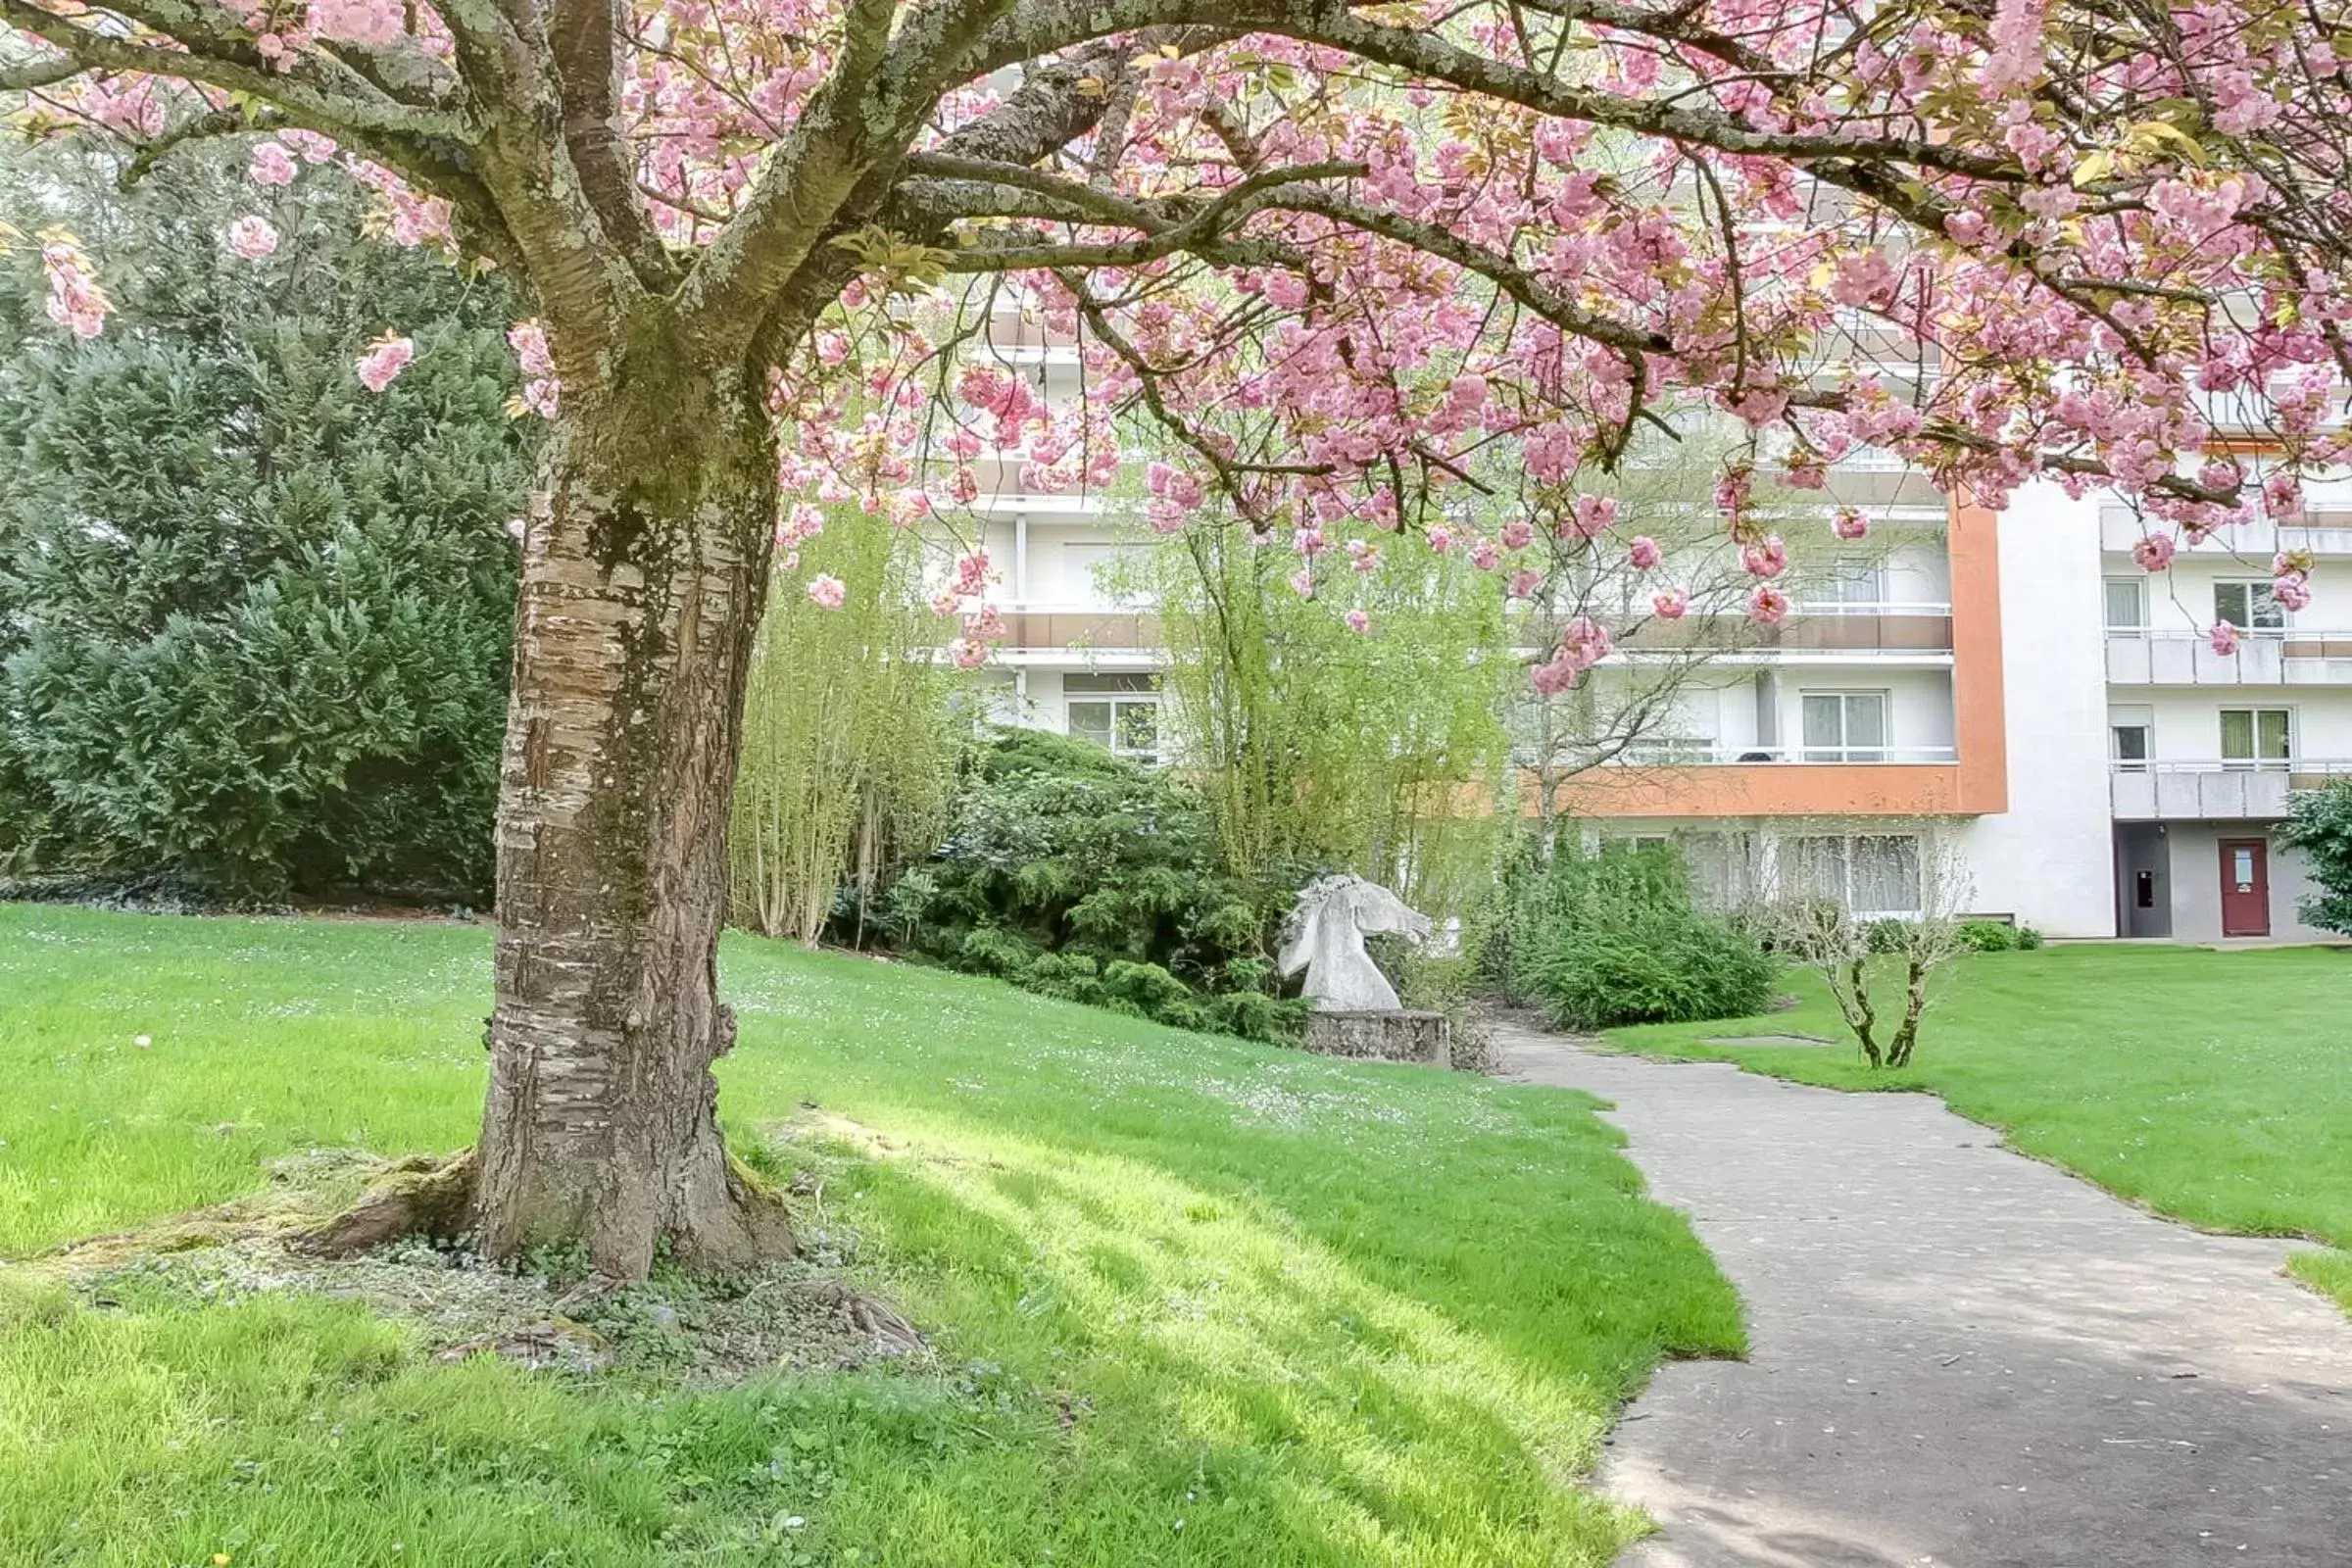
[1300, 1008, 1451, 1066]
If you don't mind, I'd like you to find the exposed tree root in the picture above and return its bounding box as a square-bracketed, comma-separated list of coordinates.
[298, 1150, 480, 1257]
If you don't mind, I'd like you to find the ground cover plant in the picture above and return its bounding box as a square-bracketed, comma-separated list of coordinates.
[1601, 943, 2352, 1313]
[0, 904, 1741, 1566]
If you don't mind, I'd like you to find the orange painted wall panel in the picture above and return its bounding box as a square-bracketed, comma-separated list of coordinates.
[1545, 492, 2009, 821]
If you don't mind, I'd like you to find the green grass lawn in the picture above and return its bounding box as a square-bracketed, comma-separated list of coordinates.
[1602, 942, 2352, 1311]
[0, 904, 1740, 1568]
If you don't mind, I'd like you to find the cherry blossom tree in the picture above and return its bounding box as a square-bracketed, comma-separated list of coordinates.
[6, 0, 2349, 1277]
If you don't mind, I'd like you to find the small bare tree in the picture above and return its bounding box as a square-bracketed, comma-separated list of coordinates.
[1771, 827, 1972, 1069]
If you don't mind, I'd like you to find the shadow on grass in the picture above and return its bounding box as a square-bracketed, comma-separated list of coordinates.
[815, 1117, 1709, 1566]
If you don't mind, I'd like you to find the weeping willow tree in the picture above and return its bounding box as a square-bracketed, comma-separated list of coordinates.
[1143, 520, 1514, 919]
[730, 517, 963, 946]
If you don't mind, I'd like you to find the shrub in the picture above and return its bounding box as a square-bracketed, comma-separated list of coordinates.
[0, 145, 525, 903]
[1489, 838, 1779, 1030]
[1531, 913, 1780, 1031]
[1956, 919, 2044, 953]
[879, 730, 1310, 1040]
[2280, 780, 2352, 936]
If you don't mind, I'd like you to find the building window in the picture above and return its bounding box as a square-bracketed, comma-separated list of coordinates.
[2110, 705, 2152, 770]
[2219, 708, 2291, 771]
[2103, 577, 2146, 630]
[2214, 580, 2285, 631]
[1826, 557, 1886, 608]
[1061, 542, 1147, 607]
[1065, 672, 1160, 763]
[1788, 834, 1923, 917]
[1683, 831, 1759, 912]
[1799, 690, 1889, 761]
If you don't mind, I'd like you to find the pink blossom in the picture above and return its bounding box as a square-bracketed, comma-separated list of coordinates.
[1470, 542, 1500, 571]
[1740, 536, 1789, 579]
[355, 331, 414, 392]
[1348, 540, 1380, 573]
[1980, 0, 2049, 96]
[1499, 518, 1534, 551]
[1832, 509, 1870, 542]
[2264, 473, 2304, 517]
[278, 128, 337, 164]
[2208, 619, 2241, 656]
[2131, 533, 2177, 572]
[1425, 525, 1453, 555]
[1749, 584, 1790, 624]
[1943, 210, 1990, 248]
[224, 216, 279, 259]
[1628, 535, 1662, 570]
[1564, 494, 1620, 540]
[39, 236, 110, 338]
[1343, 608, 1372, 634]
[310, 0, 404, 44]
[949, 638, 989, 669]
[1713, 466, 1752, 518]
[1506, 568, 1542, 599]
[1530, 654, 1579, 696]
[1652, 587, 1690, 620]
[807, 574, 847, 610]
[2274, 573, 2313, 612]
[1289, 568, 1316, 598]
[508, 319, 555, 379]
[249, 142, 298, 187]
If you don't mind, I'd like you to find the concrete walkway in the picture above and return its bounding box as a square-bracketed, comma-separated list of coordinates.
[1495, 1022, 2352, 1568]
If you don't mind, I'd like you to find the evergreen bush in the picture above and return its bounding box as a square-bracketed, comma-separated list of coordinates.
[0, 146, 526, 902]
[879, 730, 1310, 1039]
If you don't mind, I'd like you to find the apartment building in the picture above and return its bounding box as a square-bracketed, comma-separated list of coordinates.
[936, 305, 2352, 942]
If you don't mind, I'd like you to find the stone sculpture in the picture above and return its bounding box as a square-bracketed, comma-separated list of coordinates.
[1277, 874, 1434, 1012]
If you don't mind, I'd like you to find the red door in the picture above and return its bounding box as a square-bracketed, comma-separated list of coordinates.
[2219, 839, 2271, 937]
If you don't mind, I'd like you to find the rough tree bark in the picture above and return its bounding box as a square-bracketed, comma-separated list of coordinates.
[471, 305, 794, 1277]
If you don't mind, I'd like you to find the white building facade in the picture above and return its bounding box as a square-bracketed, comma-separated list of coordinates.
[939, 308, 2352, 941]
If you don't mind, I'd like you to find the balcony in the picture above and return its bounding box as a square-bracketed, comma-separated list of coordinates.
[1620, 603, 1954, 660]
[2094, 505, 2352, 559]
[995, 606, 1160, 655]
[2105, 629, 2352, 685]
[2109, 760, 2352, 820]
[1608, 743, 1960, 765]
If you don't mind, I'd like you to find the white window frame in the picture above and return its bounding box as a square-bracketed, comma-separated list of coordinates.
[2213, 578, 2286, 632]
[1798, 689, 1892, 762]
[1787, 833, 1925, 919]
[2109, 705, 2153, 771]
[2103, 576, 2147, 630]
[1065, 673, 1162, 764]
[2219, 706, 2292, 771]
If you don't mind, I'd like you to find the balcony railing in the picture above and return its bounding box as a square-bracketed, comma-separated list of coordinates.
[1604, 743, 1960, 766]
[1621, 605, 1954, 656]
[2109, 759, 2352, 820]
[2090, 508, 2352, 557]
[2105, 629, 2352, 685]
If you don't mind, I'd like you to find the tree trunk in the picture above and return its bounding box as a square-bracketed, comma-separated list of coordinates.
[473, 317, 792, 1278]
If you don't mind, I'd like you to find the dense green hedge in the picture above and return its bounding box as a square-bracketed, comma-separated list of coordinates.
[0, 147, 528, 903]
[2281, 780, 2352, 936]
[878, 729, 1312, 1040]
[1480, 834, 1779, 1030]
